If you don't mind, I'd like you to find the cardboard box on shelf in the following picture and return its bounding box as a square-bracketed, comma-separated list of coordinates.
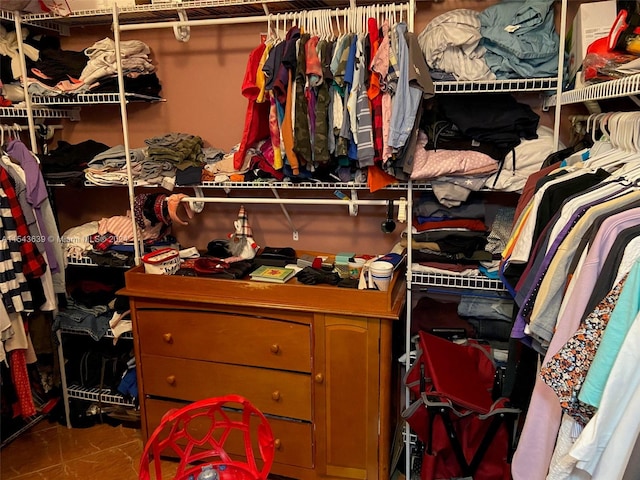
[567, 0, 618, 86]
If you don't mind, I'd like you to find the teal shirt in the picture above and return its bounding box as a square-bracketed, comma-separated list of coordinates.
[579, 259, 640, 408]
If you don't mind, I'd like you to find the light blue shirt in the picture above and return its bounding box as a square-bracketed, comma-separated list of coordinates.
[387, 23, 422, 150]
[479, 0, 559, 79]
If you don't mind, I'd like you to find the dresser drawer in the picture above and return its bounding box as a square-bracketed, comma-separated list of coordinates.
[141, 355, 312, 421]
[136, 310, 311, 373]
[145, 398, 313, 469]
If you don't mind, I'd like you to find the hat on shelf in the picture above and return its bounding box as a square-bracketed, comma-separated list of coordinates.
[228, 206, 258, 260]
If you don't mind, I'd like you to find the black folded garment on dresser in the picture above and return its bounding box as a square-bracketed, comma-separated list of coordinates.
[252, 247, 297, 268]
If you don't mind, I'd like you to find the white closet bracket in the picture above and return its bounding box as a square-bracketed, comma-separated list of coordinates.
[270, 187, 299, 241]
[334, 189, 358, 216]
[397, 197, 407, 223]
[629, 95, 640, 108]
[350, 189, 359, 217]
[191, 186, 205, 213]
[173, 9, 191, 42]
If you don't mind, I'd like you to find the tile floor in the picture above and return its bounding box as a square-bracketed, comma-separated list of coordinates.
[1, 416, 407, 480]
[1, 418, 151, 480]
[0, 417, 298, 480]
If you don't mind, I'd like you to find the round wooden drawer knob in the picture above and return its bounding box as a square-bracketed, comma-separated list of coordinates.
[166, 375, 176, 385]
[274, 439, 282, 450]
[271, 391, 281, 401]
[162, 333, 173, 344]
[315, 373, 324, 384]
[270, 344, 280, 354]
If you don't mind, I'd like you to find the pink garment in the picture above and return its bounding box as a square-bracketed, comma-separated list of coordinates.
[410, 132, 498, 180]
[98, 215, 163, 243]
[372, 21, 393, 163]
[381, 94, 392, 163]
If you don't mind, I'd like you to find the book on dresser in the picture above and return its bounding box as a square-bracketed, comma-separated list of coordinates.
[249, 265, 297, 284]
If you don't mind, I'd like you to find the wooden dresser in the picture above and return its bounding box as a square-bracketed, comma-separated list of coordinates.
[121, 264, 405, 480]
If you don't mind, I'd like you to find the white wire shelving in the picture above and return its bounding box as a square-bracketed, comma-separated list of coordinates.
[47, 179, 435, 191]
[198, 180, 419, 190]
[435, 77, 558, 94]
[60, 325, 135, 407]
[544, 73, 640, 107]
[66, 256, 133, 268]
[0, 106, 80, 120]
[31, 92, 163, 105]
[66, 256, 98, 267]
[19, 0, 409, 29]
[67, 384, 135, 407]
[411, 271, 507, 292]
[61, 326, 133, 340]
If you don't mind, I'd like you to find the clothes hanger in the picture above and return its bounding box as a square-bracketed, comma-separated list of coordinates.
[275, 13, 281, 41]
[610, 152, 640, 183]
[343, 6, 348, 35]
[266, 12, 272, 41]
[584, 144, 637, 172]
[304, 10, 309, 35]
[621, 112, 640, 152]
[615, 112, 635, 152]
[317, 10, 323, 40]
[585, 112, 613, 158]
[599, 112, 615, 141]
[7, 124, 17, 142]
[325, 9, 331, 41]
[321, 10, 326, 40]
[365, 5, 370, 33]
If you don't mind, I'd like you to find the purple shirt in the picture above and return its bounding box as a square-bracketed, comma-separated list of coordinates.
[511, 187, 629, 340]
[6, 140, 59, 274]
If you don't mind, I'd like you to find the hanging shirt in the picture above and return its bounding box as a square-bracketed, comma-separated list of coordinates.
[5, 140, 59, 274]
[233, 42, 271, 171]
[512, 203, 640, 480]
[387, 23, 425, 151]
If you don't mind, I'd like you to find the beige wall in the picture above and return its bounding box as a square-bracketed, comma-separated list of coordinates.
[51, 2, 587, 256]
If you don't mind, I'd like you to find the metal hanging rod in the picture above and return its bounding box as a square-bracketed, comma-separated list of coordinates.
[0, 124, 63, 131]
[178, 196, 392, 206]
[116, 2, 410, 32]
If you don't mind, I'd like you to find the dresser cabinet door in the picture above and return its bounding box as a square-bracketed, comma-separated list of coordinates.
[313, 314, 383, 479]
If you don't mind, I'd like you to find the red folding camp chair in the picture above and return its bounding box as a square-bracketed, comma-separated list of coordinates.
[403, 331, 519, 480]
[139, 395, 275, 480]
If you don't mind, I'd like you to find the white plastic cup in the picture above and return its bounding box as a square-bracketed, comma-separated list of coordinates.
[349, 258, 366, 279]
[369, 260, 394, 291]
